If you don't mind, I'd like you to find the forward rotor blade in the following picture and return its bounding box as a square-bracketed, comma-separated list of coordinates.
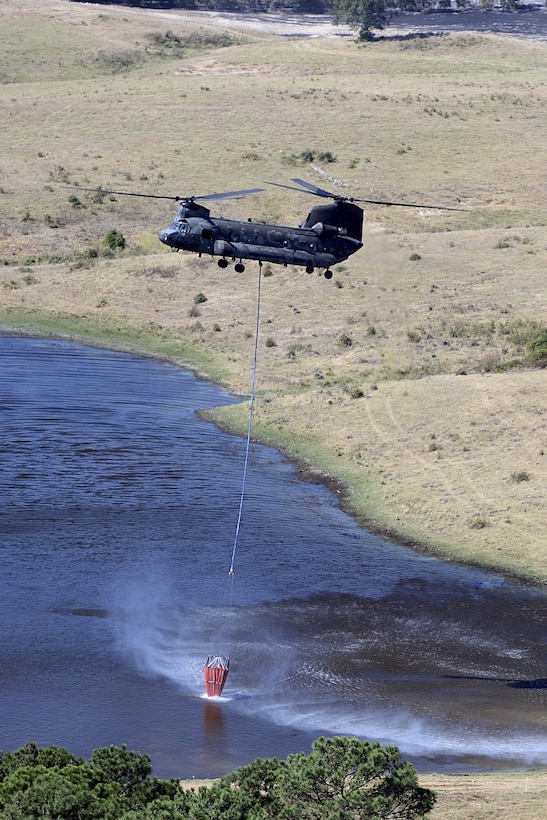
[195, 187, 264, 201]
[61, 186, 264, 202]
[61, 186, 181, 201]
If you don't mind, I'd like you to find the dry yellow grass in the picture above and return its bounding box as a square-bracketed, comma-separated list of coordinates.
[422, 771, 547, 820]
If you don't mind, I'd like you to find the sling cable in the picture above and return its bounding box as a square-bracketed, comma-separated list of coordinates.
[204, 263, 263, 698]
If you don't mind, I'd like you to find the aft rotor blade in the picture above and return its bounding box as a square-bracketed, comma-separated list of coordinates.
[290, 179, 466, 210]
[266, 180, 465, 211]
[265, 180, 315, 194]
[286, 178, 465, 211]
[354, 196, 466, 211]
[265, 179, 334, 199]
[290, 178, 335, 199]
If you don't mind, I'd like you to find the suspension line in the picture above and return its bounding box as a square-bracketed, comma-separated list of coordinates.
[228, 262, 262, 575]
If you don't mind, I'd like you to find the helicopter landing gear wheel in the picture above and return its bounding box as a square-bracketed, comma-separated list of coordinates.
[324, 269, 333, 280]
[218, 258, 228, 269]
[306, 265, 314, 274]
[234, 262, 245, 273]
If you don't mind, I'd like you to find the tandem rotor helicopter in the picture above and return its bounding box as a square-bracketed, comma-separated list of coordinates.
[69, 178, 463, 279]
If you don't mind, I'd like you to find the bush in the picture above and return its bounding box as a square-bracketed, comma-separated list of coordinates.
[193, 292, 208, 304]
[317, 150, 337, 163]
[510, 470, 530, 483]
[101, 229, 125, 251]
[469, 516, 491, 529]
[528, 329, 547, 366]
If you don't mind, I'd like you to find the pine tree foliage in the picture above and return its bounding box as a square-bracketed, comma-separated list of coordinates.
[0, 738, 436, 819]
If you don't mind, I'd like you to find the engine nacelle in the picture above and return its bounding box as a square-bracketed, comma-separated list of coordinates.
[310, 222, 347, 238]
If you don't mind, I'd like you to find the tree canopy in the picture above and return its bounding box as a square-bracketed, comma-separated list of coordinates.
[331, 0, 389, 40]
[0, 738, 436, 819]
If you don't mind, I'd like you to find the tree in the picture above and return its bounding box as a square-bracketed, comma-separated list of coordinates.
[207, 736, 436, 819]
[0, 743, 78, 780]
[331, 0, 389, 41]
[0, 744, 178, 819]
[1, 769, 104, 820]
[0, 739, 434, 819]
[89, 744, 152, 797]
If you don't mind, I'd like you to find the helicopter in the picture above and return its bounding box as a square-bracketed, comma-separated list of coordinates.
[68, 178, 463, 279]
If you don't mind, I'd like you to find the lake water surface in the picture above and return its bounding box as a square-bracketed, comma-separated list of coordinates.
[0, 335, 545, 778]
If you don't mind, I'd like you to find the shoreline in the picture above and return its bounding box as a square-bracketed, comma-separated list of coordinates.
[2, 317, 544, 591]
[203, 403, 546, 591]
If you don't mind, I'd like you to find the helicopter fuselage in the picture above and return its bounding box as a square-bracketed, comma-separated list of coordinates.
[66, 177, 462, 279]
[158, 201, 363, 274]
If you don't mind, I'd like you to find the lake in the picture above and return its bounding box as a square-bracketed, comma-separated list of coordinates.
[0, 335, 545, 778]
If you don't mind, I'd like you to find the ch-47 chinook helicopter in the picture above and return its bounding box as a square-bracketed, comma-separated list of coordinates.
[70, 178, 463, 279]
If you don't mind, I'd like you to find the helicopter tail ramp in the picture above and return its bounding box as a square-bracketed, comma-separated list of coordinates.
[204, 656, 230, 697]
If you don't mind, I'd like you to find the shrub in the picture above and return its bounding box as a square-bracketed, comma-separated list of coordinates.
[527, 328, 547, 366]
[469, 516, 491, 529]
[510, 470, 530, 483]
[93, 49, 142, 73]
[300, 149, 315, 163]
[317, 151, 336, 163]
[193, 292, 208, 304]
[101, 229, 125, 251]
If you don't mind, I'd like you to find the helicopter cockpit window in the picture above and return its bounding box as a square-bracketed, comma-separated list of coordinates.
[169, 221, 189, 235]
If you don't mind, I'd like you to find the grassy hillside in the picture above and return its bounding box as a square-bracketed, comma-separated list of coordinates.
[1, 0, 546, 585]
